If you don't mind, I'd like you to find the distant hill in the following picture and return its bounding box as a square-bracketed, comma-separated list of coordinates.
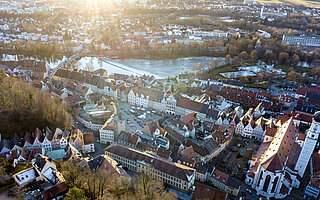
[256, 0, 320, 8]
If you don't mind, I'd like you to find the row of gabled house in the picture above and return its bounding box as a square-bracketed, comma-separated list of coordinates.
[127, 87, 224, 121]
[0, 128, 95, 163]
[0, 60, 46, 79]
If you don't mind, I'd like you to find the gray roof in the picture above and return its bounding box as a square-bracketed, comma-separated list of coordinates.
[105, 144, 195, 181]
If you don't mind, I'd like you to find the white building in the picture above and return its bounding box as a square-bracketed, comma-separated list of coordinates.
[99, 117, 115, 144]
[294, 111, 320, 185]
[83, 133, 95, 153]
[245, 116, 319, 199]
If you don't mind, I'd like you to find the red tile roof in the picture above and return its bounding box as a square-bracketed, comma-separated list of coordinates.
[211, 168, 228, 185]
[192, 183, 227, 200]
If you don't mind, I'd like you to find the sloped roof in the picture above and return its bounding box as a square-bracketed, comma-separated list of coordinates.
[176, 96, 204, 112]
[117, 131, 139, 146]
[34, 154, 52, 172]
[141, 120, 161, 136]
[261, 154, 283, 172]
[184, 140, 209, 157]
[260, 118, 299, 172]
[105, 144, 195, 181]
[264, 127, 277, 137]
[165, 126, 185, 142]
[11, 134, 23, 147]
[83, 133, 94, 145]
[24, 132, 34, 145]
[211, 168, 229, 185]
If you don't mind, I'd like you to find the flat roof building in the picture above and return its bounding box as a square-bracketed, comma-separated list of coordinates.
[282, 35, 320, 47]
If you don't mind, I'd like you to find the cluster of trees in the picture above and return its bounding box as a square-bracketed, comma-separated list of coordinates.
[224, 35, 320, 66]
[58, 161, 176, 200]
[0, 40, 75, 61]
[0, 70, 72, 138]
[264, 14, 320, 34]
[104, 31, 318, 66]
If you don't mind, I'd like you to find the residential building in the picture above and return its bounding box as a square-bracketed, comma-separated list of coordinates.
[305, 150, 320, 199]
[13, 154, 68, 200]
[209, 168, 241, 196]
[81, 155, 128, 177]
[117, 131, 141, 147]
[100, 116, 115, 144]
[191, 183, 227, 200]
[105, 144, 196, 193]
[83, 133, 95, 153]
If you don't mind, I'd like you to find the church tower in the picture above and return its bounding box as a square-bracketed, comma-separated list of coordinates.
[295, 111, 320, 181]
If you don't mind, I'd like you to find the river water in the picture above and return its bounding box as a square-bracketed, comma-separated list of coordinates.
[74, 56, 221, 79]
[113, 57, 219, 78]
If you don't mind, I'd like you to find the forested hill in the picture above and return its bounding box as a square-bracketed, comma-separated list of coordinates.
[0, 69, 72, 139]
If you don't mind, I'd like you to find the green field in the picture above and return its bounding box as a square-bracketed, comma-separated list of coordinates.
[256, 0, 320, 8]
[201, 64, 238, 79]
[274, 65, 311, 73]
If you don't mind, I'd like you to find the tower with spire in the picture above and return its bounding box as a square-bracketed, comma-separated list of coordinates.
[294, 111, 320, 185]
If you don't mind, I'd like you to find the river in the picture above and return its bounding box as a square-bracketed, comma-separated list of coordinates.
[75, 56, 220, 79]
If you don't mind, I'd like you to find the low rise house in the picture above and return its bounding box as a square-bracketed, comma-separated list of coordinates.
[305, 150, 320, 199]
[13, 154, 68, 199]
[100, 116, 115, 144]
[192, 183, 227, 200]
[209, 168, 240, 196]
[117, 131, 141, 147]
[81, 155, 128, 177]
[83, 133, 95, 153]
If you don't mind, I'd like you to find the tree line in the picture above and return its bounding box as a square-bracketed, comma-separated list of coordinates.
[0, 69, 72, 138]
[58, 161, 176, 200]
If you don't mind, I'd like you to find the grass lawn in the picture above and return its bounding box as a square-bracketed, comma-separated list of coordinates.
[201, 63, 256, 79]
[201, 64, 238, 78]
[275, 65, 311, 73]
[244, 82, 269, 89]
[11, 164, 32, 175]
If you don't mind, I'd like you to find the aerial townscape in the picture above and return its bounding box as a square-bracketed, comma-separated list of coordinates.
[0, 0, 320, 199]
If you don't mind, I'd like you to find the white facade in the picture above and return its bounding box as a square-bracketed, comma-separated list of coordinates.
[42, 138, 52, 151]
[295, 117, 320, 183]
[165, 95, 176, 115]
[84, 143, 95, 153]
[136, 93, 149, 108]
[242, 123, 253, 138]
[235, 121, 244, 135]
[128, 90, 136, 105]
[99, 129, 114, 144]
[252, 124, 264, 140]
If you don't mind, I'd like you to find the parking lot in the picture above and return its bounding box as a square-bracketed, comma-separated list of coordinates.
[118, 102, 163, 132]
